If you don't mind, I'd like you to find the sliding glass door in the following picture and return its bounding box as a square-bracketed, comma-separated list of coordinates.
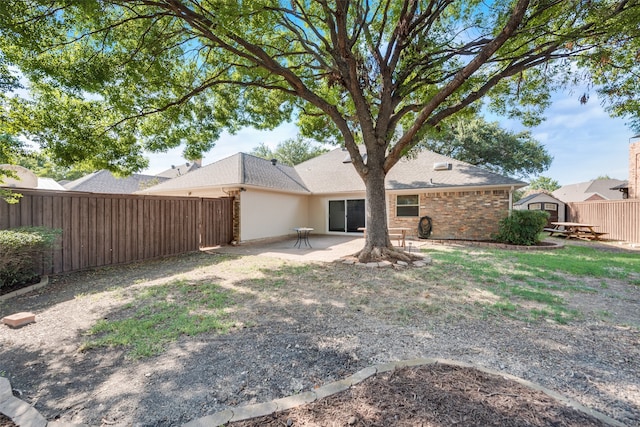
[328, 199, 365, 232]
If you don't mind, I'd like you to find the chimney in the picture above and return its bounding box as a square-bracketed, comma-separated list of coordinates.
[630, 135, 640, 199]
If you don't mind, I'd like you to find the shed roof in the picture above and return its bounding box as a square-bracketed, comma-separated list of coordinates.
[514, 192, 564, 206]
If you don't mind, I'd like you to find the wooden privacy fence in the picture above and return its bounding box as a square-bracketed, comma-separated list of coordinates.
[0, 189, 233, 274]
[567, 199, 640, 244]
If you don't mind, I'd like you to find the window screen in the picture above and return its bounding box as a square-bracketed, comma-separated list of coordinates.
[397, 195, 419, 217]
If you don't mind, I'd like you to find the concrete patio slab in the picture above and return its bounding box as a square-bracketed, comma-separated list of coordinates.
[207, 235, 429, 263]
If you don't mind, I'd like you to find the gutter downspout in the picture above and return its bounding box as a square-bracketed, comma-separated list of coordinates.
[509, 186, 514, 215]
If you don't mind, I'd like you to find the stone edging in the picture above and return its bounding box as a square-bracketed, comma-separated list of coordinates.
[0, 276, 49, 303]
[421, 239, 565, 250]
[339, 255, 432, 268]
[182, 358, 624, 427]
[0, 358, 623, 426]
[0, 377, 47, 427]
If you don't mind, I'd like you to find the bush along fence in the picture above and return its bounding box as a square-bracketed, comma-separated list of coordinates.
[493, 210, 549, 246]
[0, 227, 61, 291]
[0, 189, 234, 274]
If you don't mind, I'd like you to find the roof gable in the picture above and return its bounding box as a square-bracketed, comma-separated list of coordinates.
[553, 179, 626, 202]
[156, 162, 201, 178]
[141, 153, 309, 194]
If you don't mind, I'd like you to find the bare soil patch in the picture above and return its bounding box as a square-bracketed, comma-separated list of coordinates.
[0, 241, 638, 426]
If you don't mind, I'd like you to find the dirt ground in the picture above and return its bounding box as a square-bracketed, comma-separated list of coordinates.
[0, 239, 638, 426]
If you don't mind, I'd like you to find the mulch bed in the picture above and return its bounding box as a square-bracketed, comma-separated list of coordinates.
[0, 276, 41, 297]
[230, 365, 610, 427]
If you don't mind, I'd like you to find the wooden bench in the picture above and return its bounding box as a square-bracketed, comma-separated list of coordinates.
[358, 227, 410, 248]
[545, 228, 608, 240]
[389, 233, 405, 248]
[544, 228, 569, 236]
[577, 231, 608, 240]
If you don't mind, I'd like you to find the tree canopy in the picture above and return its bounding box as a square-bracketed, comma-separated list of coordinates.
[0, 134, 24, 203]
[1, 1, 639, 260]
[418, 118, 552, 178]
[528, 176, 561, 192]
[251, 138, 328, 166]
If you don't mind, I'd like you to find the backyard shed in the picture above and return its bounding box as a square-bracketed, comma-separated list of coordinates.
[514, 192, 565, 225]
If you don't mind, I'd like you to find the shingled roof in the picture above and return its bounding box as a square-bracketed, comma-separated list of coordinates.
[295, 147, 525, 193]
[141, 148, 526, 195]
[155, 161, 201, 178]
[140, 153, 309, 194]
[552, 178, 626, 202]
[64, 170, 170, 194]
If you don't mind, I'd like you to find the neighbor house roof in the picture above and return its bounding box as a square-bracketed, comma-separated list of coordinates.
[552, 179, 626, 202]
[64, 170, 170, 194]
[609, 181, 628, 190]
[1, 165, 67, 190]
[37, 177, 67, 191]
[295, 147, 526, 193]
[140, 153, 310, 194]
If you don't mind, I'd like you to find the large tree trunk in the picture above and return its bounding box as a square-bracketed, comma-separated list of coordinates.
[355, 160, 415, 263]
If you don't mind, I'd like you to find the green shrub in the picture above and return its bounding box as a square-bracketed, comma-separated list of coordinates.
[493, 210, 549, 246]
[0, 227, 61, 290]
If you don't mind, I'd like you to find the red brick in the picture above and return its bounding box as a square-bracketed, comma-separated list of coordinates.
[1, 312, 36, 328]
[389, 189, 510, 240]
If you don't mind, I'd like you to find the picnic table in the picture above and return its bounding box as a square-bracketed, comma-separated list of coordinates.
[544, 222, 607, 241]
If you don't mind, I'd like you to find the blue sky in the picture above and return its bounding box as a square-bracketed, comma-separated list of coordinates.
[143, 89, 636, 186]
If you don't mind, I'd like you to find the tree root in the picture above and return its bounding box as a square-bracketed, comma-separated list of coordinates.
[353, 245, 424, 264]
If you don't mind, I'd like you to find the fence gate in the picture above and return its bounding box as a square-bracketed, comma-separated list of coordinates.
[199, 197, 233, 248]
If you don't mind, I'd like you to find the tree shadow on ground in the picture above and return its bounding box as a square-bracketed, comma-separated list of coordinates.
[0, 253, 638, 426]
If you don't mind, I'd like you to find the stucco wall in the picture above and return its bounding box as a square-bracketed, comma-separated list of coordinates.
[308, 192, 366, 234]
[240, 190, 309, 241]
[388, 189, 511, 240]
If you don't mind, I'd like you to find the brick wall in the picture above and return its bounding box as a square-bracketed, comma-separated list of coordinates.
[228, 190, 241, 243]
[388, 189, 511, 240]
[630, 140, 640, 199]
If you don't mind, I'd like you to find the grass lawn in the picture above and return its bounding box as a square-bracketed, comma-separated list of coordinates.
[78, 243, 640, 359]
[423, 244, 640, 324]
